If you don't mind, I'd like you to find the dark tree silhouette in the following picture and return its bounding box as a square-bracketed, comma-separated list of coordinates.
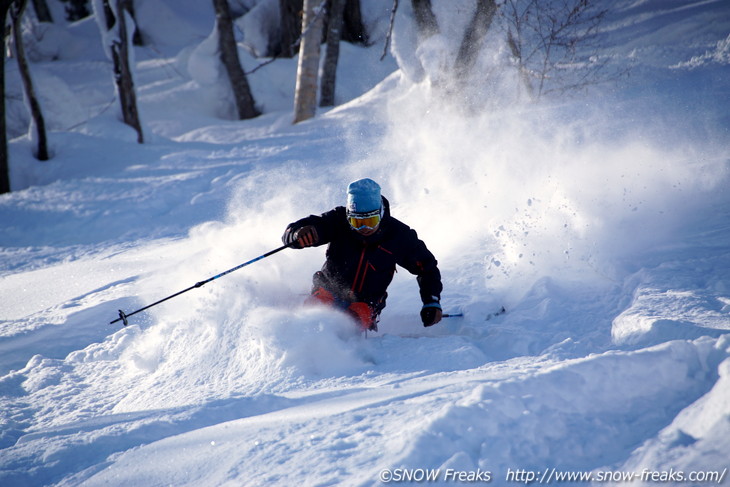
[100, 0, 143, 143]
[212, 0, 259, 120]
[320, 0, 346, 107]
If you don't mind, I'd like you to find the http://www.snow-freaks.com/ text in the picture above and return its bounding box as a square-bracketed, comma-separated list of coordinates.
[377, 466, 727, 484]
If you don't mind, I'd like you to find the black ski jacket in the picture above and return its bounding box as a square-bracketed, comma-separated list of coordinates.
[283, 197, 442, 310]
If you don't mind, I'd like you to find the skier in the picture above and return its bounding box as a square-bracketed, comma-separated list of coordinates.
[282, 178, 443, 331]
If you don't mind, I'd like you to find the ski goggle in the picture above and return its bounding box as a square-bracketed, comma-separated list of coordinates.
[347, 209, 382, 230]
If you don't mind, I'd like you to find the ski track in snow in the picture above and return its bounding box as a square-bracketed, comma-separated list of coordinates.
[1, 0, 730, 485]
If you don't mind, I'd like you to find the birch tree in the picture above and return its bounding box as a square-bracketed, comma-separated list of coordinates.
[292, 0, 323, 123]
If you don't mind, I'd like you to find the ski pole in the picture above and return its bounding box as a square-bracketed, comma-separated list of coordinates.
[110, 243, 293, 326]
[442, 306, 506, 319]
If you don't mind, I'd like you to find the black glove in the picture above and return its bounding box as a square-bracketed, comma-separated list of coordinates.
[420, 303, 442, 327]
[283, 225, 318, 249]
[294, 226, 318, 247]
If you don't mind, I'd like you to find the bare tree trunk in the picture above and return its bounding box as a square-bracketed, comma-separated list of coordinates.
[293, 0, 323, 123]
[0, 0, 13, 194]
[30, 0, 52, 22]
[411, 0, 438, 41]
[319, 0, 345, 107]
[341, 0, 367, 45]
[455, 0, 497, 79]
[212, 0, 259, 120]
[101, 0, 114, 28]
[104, 0, 143, 143]
[507, 28, 534, 100]
[277, 0, 302, 57]
[62, 0, 90, 21]
[112, 0, 143, 142]
[11, 0, 49, 160]
[125, 0, 143, 46]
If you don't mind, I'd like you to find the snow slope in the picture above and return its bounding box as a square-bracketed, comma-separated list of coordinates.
[1, 0, 729, 486]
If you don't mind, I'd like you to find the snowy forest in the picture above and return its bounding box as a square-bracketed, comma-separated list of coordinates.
[1, 0, 729, 486]
[4, 0, 644, 192]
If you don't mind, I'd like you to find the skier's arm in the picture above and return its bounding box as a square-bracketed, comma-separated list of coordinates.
[414, 258, 442, 307]
[282, 208, 343, 248]
[397, 228, 443, 326]
[397, 233, 441, 296]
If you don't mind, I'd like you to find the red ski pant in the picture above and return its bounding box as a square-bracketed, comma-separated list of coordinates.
[307, 287, 376, 331]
